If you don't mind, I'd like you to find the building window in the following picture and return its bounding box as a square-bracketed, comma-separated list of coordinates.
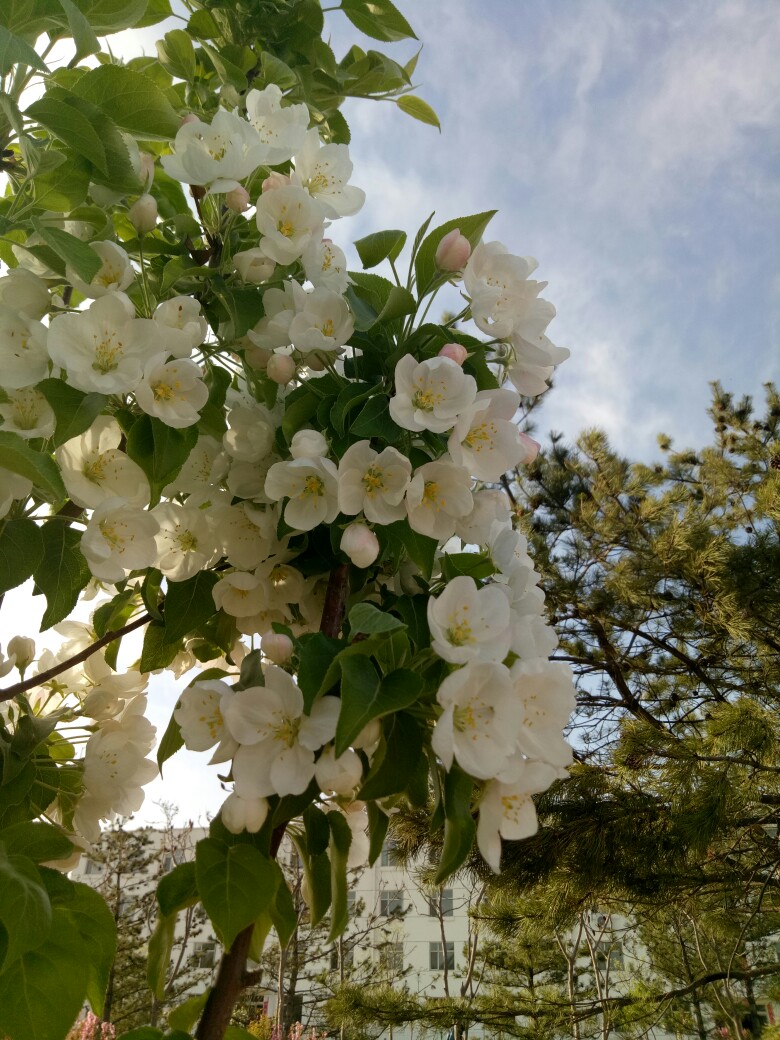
[162, 854, 174, 872]
[84, 859, 102, 875]
[194, 941, 217, 969]
[380, 889, 404, 917]
[330, 943, 354, 970]
[429, 942, 455, 970]
[595, 942, 624, 973]
[428, 890, 453, 917]
[379, 942, 404, 972]
[380, 839, 400, 867]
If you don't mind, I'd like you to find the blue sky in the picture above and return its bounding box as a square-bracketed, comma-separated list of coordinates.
[324, 0, 780, 457]
[3, 1, 778, 825]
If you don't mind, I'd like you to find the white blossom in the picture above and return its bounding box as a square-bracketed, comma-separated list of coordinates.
[246, 282, 300, 352]
[223, 401, 276, 462]
[55, 416, 150, 509]
[508, 334, 570, 398]
[255, 184, 325, 266]
[153, 296, 208, 358]
[0, 304, 49, 389]
[431, 661, 523, 780]
[477, 760, 560, 872]
[338, 440, 411, 524]
[80, 498, 159, 584]
[0, 386, 55, 439]
[0, 268, 49, 319]
[135, 354, 208, 428]
[47, 293, 161, 395]
[213, 570, 268, 618]
[152, 501, 220, 581]
[510, 659, 576, 768]
[448, 388, 535, 482]
[174, 679, 239, 762]
[428, 576, 512, 665]
[302, 237, 350, 294]
[233, 248, 276, 285]
[214, 502, 279, 570]
[389, 354, 477, 433]
[288, 287, 354, 355]
[244, 84, 309, 165]
[0, 469, 32, 518]
[463, 241, 552, 341]
[315, 746, 363, 796]
[290, 429, 328, 459]
[161, 108, 267, 192]
[454, 489, 512, 545]
[67, 241, 135, 299]
[163, 435, 227, 497]
[265, 456, 339, 532]
[292, 128, 365, 218]
[405, 458, 473, 541]
[221, 792, 269, 834]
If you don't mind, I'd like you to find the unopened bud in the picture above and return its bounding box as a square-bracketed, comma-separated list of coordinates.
[518, 431, 541, 463]
[315, 746, 363, 796]
[233, 248, 275, 284]
[435, 228, 471, 272]
[138, 152, 155, 190]
[353, 718, 382, 752]
[262, 171, 291, 193]
[225, 185, 250, 213]
[341, 523, 380, 569]
[128, 194, 158, 234]
[244, 344, 272, 369]
[305, 354, 326, 372]
[221, 792, 268, 834]
[266, 353, 296, 385]
[290, 429, 329, 459]
[262, 632, 294, 665]
[180, 112, 199, 126]
[7, 635, 35, 671]
[438, 342, 468, 365]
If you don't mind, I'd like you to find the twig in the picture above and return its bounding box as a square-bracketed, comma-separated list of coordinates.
[0, 613, 151, 703]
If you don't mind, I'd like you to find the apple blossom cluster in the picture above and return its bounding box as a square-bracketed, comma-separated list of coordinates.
[0, 82, 574, 874]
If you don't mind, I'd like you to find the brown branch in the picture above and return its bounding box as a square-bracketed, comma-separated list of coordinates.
[320, 563, 350, 639]
[195, 823, 287, 1040]
[0, 613, 151, 703]
[590, 618, 665, 731]
[195, 563, 351, 1040]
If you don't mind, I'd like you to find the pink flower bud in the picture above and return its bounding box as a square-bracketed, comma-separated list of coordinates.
[225, 185, 250, 213]
[262, 632, 294, 665]
[518, 431, 541, 463]
[266, 353, 297, 385]
[180, 112, 199, 126]
[438, 342, 468, 365]
[340, 523, 380, 568]
[262, 171, 291, 193]
[128, 193, 158, 234]
[435, 228, 471, 272]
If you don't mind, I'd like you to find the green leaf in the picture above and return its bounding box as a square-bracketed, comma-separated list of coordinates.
[33, 521, 90, 631]
[0, 518, 43, 595]
[281, 389, 319, 444]
[354, 229, 406, 269]
[125, 415, 197, 501]
[37, 379, 106, 449]
[332, 380, 373, 436]
[337, 663, 422, 756]
[30, 218, 102, 282]
[259, 50, 296, 90]
[374, 284, 416, 326]
[141, 621, 181, 673]
[77, 0, 149, 33]
[157, 861, 198, 917]
[155, 707, 184, 772]
[373, 628, 411, 675]
[349, 602, 406, 635]
[52, 877, 116, 1015]
[435, 765, 476, 884]
[0, 822, 73, 863]
[168, 991, 210, 1033]
[367, 801, 389, 866]
[70, 64, 180, 140]
[396, 94, 440, 130]
[146, 911, 175, 1001]
[415, 210, 497, 298]
[156, 28, 196, 81]
[327, 812, 352, 943]
[33, 149, 91, 211]
[379, 520, 438, 581]
[0, 25, 49, 75]
[56, 0, 100, 62]
[268, 876, 296, 948]
[195, 838, 280, 949]
[359, 712, 424, 801]
[0, 906, 90, 1040]
[0, 848, 51, 968]
[350, 395, 402, 443]
[290, 834, 331, 928]
[163, 570, 219, 644]
[116, 1029, 164, 1040]
[0, 431, 66, 503]
[341, 0, 417, 42]
[201, 41, 246, 90]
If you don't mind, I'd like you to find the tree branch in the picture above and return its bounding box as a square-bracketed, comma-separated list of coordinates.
[0, 613, 151, 703]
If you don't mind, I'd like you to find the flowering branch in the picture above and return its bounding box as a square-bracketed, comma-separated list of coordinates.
[0, 614, 151, 703]
[319, 563, 350, 638]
